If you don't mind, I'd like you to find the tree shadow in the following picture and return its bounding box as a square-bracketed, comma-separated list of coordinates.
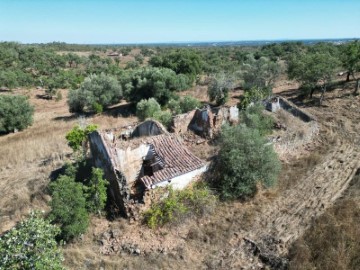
[36, 94, 52, 100]
[53, 113, 81, 122]
[54, 103, 136, 121]
[102, 103, 136, 118]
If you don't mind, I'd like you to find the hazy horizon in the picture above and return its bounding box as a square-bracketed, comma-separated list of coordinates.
[1, 0, 359, 44]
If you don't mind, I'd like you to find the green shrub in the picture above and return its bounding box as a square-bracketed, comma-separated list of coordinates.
[122, 67, 190, 105]
[136, 98, 161, 121]
[168, 95, 201, 115]
[240, 104, 274, 136]
[0, 211, 64, 270]
[91, 102, 103, 114]
[179, 95, 201, 113]
[143, 185, 216, 229]
[49, 175, 89, 240]
[0, 95, 34, 134]
[84, 168, 108, 215]
[238, 86, 268, 110]
[212, 125, 280, 200]
[68, 73, 122, 113]
[153, 110, 172, 129]
[168, 98, 182, 115]
[207, 73, 234, 105]
[65, 124, 98, 152]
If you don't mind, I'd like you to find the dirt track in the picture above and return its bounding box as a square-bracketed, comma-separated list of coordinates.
[238, 89, 360, 270]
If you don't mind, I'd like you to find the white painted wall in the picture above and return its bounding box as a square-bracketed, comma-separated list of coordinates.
[152, 164, 208, 190]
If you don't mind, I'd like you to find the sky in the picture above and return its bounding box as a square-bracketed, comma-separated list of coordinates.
[0, 0, 359, 44]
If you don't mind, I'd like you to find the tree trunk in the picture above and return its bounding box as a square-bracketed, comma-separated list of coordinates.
[346, 72, 350, 82]
[319, 85, 327, 105]
[354, 79, 360, 95]
[310, 88, 315, 99]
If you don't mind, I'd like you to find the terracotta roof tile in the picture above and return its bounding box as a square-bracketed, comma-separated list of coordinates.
[140, 135, 205, 189]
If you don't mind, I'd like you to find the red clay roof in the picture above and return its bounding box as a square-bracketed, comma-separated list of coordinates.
[141, 135, 205, 189]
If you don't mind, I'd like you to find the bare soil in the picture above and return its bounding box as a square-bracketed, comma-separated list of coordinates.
[0, 79, 359, 269]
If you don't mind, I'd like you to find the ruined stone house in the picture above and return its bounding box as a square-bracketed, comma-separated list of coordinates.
[89, 120, 207, 217]
[172, 105, 239, 138]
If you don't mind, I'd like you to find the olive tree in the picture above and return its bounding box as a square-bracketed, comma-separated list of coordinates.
[340, 41, 360, 94]
[0, 95, 34, 134]
[242, 56, 281, 98]
[288, 52, 340, 104]
[211, 125, 280, 200]
[208, 73, 235, 105]
[0, 212, 64, 270]
[68, 73, 122, 113]
[122, 67, 190, 105]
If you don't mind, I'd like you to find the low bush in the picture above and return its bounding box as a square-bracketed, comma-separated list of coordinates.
[238, 86, 268, 110]
[136, 98, 161, 121]
[84, 168, 108, 215]
[143, 185, 217, 229]
[211, 124, 280, 200]
[0, 95, 34, 134]
[153, 110, 173, 129]
[240, 104, 274, 136]
[49, 175, 89, 240]
[65, 124, 98, 152]
[179, 95, 201, 113]
[168, 95, 201, 115]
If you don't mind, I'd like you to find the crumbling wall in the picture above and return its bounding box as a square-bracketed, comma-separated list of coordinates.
[213, 105, 239, 127]
[89, 131, 129, 216]
[113, 144, 150, 186]
[266, 96, 315, 122]
[131, 120, 168, 138]
[171, 110, 196, 133]
[189, 107, 214, 138]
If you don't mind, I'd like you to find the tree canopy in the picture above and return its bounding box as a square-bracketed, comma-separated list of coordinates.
[122, 67, 190, 105]
[288, 52, 340, 102]
[149, 49, 202, 82]
[0, 212, 64, 270]
[0, 95, 34, 134]
[212, 124, 280, 200]
[68, 73, 122, 113]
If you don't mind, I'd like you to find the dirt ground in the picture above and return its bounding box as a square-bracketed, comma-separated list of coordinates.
[0, 79, 359, 269]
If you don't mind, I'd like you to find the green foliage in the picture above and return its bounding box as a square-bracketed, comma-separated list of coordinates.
[122, 67, 190, 105]
[49, 175, 89, 240]
[149, 49, 202, 82]
[65, 124, 98, 152]
[242, 56, 281, 94]
[179, 95, 201, 113]
[340, 41, 360, 75]
[0, 211, 64, 270]
[288, 52, 340, 99]
[136, 98, 161, 121]
[84, 168, 108, 215]
[208, 73, 234, 105]
[240, 104, 274, 136]
[144, 186, 216, 229]
[92, 102, 103, 114]
[0, 95, 34, 134]
[68, 73, 122, 113]
[212, 125, 280, 200]
[238, 86, 268, 110]
[168, 95, 201, 115]
[153, 110, 173, 129]
[168, 98, 182, 115]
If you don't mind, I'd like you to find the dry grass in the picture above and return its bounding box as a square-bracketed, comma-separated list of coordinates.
[288, 178, 360, 270]
[0, 89, 136, 233]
